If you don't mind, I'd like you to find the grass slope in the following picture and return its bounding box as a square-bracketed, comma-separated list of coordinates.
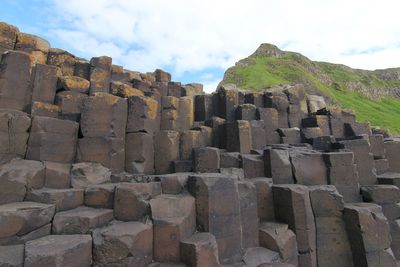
[222, 45, 400, 134]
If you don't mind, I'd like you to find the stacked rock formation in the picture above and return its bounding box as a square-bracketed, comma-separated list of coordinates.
[1, 21, 400, 267]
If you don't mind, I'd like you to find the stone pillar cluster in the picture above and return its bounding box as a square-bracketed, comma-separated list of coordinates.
[1, 21, 400, 266]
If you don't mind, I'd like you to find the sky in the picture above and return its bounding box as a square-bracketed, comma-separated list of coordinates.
[1, 0, 400, 92]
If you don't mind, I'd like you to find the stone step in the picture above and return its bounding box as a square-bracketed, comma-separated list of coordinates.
[150, 194, 196, 263]
[25, 187, 83, 212]
[180, 232, 220, 267]
[0, 202, 55, 245]
[343, 203, 397, 267]
[24, 234, 92, 267]
[114, 182, 162, 221]
[242, 247, 282, 267]
[0, 244, 24, 267]
[84, 183, 115, 209]
[52, 206, 114, 234]
[92, 221, 153, 266]
[378, 172, 400, 187]
[0, 158, 45, 205]
[259, 222, 298, 265]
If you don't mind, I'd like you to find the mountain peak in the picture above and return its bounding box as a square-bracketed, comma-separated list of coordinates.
[251, 43, 283, 57]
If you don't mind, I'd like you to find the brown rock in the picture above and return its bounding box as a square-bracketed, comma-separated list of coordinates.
[110, 81, 143, 97]
[70, 162, 111, 189]
[58, 76, 90, 94]
[55, 91, 87, 121]
[0, 51, 32, 111]
[193, 147, 220, 173]
[238, 182, 259, 249]
[30, 101, 60, 118]
[0, 158, 44, 204]
[126, 95, 159, 134]
[52, 206, 113, 234]
[80, 92, 127, 138]
[153, 172, 191, 194]
[242, 247, 281, 267]
[114, 182, 162, 221]
[180, 232, 220, 267]
[226, 120, 252, 154]
[25, 188, 83, 212]
[150, 194, 196, 262]
[0, 22, 18, 53]
[44, 161, 71, 189]
[24, 235, 92, 267]
[187, 174, 242, 264]
[15, 32, 50, 53]
[242, 154, 265, 178]
[84, 183, 115, 209]
[0, 109, 30, 164]
[89, 56, 112, 94]
[0, 201, 55, 239]
[26, 116, 79, 163]
[92, 221, 153, 266]
[77, 136, 125, 173]
[272, 184, 317, 267]
[0, 244, 24, 267]
[259, 222, 298, 264]
[264, 147, 294, 184]
[126, 132, 155, 174]
[155, 131, 180, 174]
[290, 151, 327, 185]
[251, 178, 275, 221]
[47, 48, 76, 76]
[31, 64, 59, 104]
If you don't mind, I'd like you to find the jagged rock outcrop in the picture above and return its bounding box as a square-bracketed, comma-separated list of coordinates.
[1, 21, 400, 267]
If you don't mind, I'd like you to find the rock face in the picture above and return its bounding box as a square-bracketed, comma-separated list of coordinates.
[2, 21, 400, 267]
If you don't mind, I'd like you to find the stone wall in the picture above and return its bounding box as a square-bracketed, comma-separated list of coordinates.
[0, 21, 400, 267]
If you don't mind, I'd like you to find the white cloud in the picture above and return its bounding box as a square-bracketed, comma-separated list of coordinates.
[46, 0, 400, 92]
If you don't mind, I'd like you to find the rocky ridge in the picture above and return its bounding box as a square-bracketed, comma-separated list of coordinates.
[1, 21, 400, 267]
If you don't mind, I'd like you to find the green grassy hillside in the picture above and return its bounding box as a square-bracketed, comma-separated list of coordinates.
[222, 44, 400, 134]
